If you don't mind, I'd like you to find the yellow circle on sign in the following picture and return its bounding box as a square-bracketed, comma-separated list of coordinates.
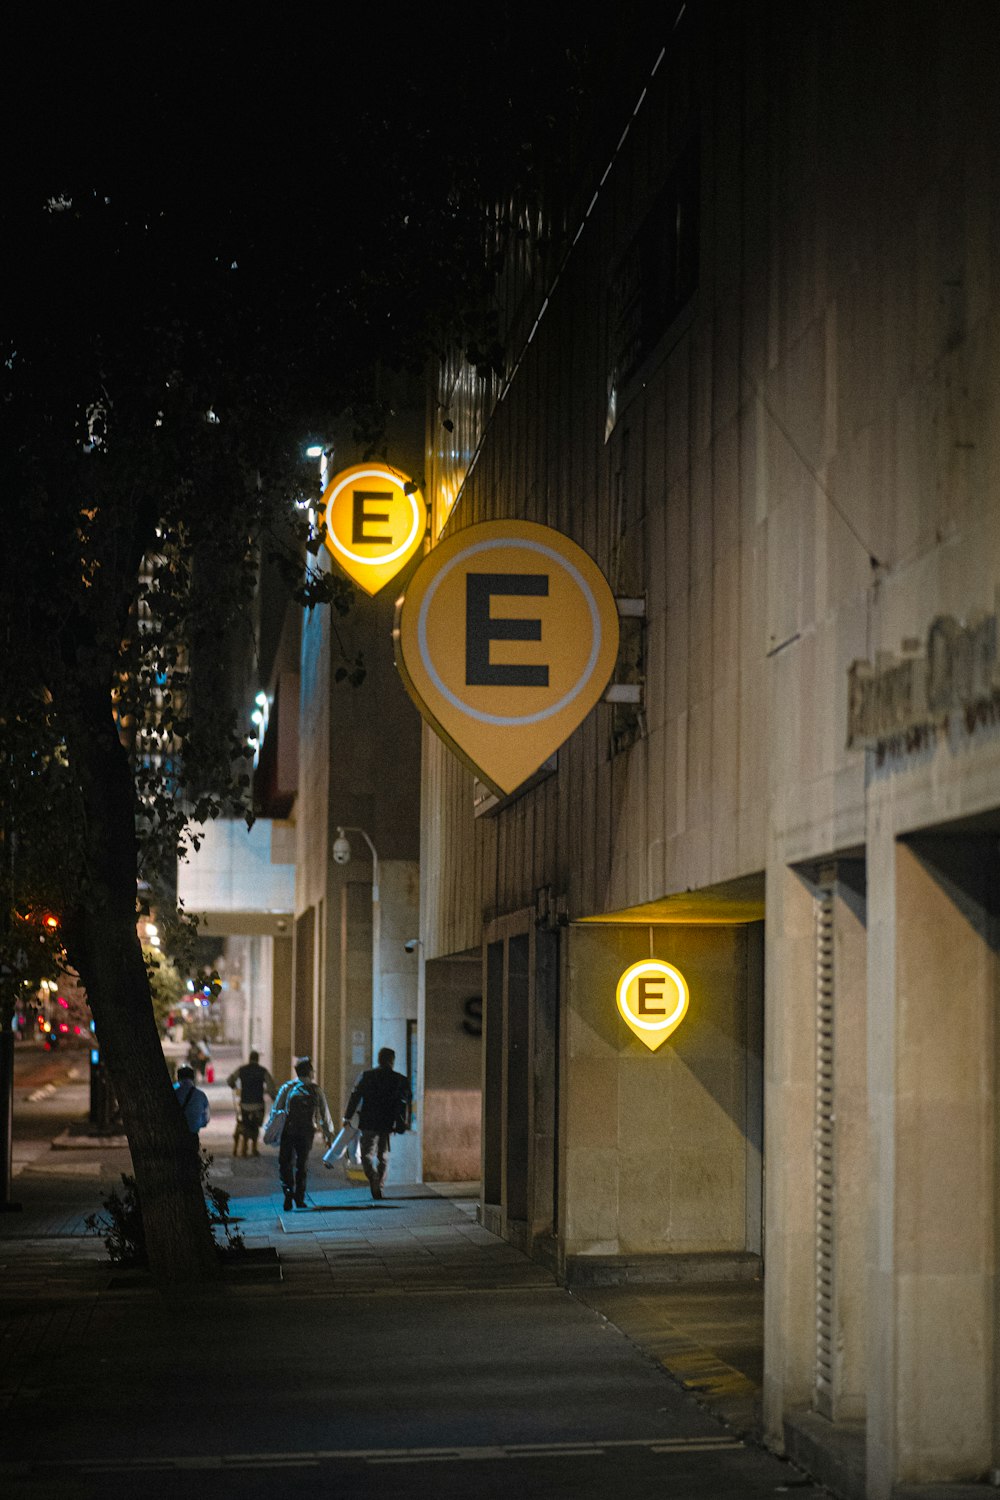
[321, 463, 427, 595]
[394, 521, 620, 795]
[616, 960, 689, 1051]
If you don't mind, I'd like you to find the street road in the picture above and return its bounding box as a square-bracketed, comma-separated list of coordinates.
[1, 1048, 828, 1500]
[5, 1285, 825, 1500]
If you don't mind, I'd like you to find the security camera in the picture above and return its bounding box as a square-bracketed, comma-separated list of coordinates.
[332, 830, 352, 866]
[404, 938, 420, 954]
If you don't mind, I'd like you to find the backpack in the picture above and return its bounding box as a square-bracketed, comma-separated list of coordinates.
[285, 1080, 318, 1130]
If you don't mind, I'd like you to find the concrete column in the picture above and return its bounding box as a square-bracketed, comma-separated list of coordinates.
[763, 863, 819, 1444]
[270, 934, 293, 1085]
[865, 801, 898, 1500]
[482, 940, 503, 1207]
[745, 922, 764, 1257]
[341, 880, 373, 1106]
[292, 906, 315, 1060]
[245, 934, 275, 1070]
[372, 860, 420, 1182]
[830, 865, 867, 1423]
[867, 828, 996, 1495]
[530, 928, 559, 1246]
[318, 896, 342, 1118]
[312, 899, 324, 1071]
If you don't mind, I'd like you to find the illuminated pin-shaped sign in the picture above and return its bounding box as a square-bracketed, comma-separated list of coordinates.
[394, 520, 620, 795]
[616, 960, 689, 1051]
[321, 463, 427, 595]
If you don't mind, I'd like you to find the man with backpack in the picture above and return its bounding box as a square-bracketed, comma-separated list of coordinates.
[268, 1057, 336, 1211]
[342, 1047, 411, 1200]
[173, 1064, 211, 1141]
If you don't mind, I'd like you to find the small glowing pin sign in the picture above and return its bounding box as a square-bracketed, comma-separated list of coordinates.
[616, 960, 689, 1051]
[321, 462, 427, 596]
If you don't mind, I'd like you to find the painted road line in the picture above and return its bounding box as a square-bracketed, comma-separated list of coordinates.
[57, 1434, 745, 1474]
[370, 1454, 497, 1465]
[650, 1440, 745, 1453]
[79, 1456, 320, 1473]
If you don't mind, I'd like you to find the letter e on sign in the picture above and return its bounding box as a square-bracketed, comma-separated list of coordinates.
[321, 463, 427, 595]
[394, 520, 619, 795]
[616, 960, 689, 1051]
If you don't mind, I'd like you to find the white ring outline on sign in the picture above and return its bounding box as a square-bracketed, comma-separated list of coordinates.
[416, 536, 603, 728]
[324, 467, 423, 567]
[616, 960, 689, 1032]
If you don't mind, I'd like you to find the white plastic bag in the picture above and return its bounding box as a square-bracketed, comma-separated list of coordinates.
[323, 1125, 359, 1167]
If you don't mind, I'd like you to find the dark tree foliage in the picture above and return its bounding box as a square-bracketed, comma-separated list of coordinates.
[0, 5, 665, 1275]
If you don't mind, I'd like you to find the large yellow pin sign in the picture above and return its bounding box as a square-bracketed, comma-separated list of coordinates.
[616, 960, 689, 1051]
[394, 520, 620, 796]
[321, 463, 427, 595]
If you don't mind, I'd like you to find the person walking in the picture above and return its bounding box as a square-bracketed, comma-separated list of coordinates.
[173, 1064, 211, 1141]
[227, 1049, 276, 1156]
[268, 1058, 335, 1211]
[187, 1038, 211, 1081]
[342, 1047, 410, 1200]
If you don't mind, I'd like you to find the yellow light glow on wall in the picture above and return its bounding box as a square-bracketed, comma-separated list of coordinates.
[435, 475, 462, 538]
[616, 959, 689, 1051]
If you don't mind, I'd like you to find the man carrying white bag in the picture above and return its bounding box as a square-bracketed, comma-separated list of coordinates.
[323, 1124, 361, 1170]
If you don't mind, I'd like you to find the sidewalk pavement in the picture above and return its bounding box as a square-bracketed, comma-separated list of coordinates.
[0, 1062, 773, 1470]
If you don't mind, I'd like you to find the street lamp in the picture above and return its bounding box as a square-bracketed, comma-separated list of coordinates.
[304, 442, 334, 491]
[333, 826, 381, 1062]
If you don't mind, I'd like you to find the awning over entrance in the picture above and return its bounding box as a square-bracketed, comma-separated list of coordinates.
[577, 872, 765, 926]
[177, 817, 295, 935]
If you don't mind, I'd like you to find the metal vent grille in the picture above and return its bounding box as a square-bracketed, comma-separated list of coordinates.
[815, 881, 835, 1416]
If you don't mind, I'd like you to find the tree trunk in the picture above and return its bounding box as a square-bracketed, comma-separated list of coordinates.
[65, 697, 218, 1282]
[74, 909, 218, 1280]
[0, 1022, 18, 1210]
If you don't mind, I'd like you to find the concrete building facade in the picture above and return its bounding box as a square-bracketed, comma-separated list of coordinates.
[417, 4, 1000, 1495]
[267, 401, 429, 1179]
[293, 558, 422, 1176]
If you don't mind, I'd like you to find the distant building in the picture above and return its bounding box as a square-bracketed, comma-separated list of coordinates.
[181, 385, 428, 1176]
[289, 406, 425, 1179]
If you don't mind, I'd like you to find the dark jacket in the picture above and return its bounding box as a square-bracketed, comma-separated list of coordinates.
[344, 1066, 410, 1134]
[226, 1061, 275, 1106]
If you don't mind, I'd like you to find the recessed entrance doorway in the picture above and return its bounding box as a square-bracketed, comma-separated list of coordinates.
[482, 912, 559, 1263]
